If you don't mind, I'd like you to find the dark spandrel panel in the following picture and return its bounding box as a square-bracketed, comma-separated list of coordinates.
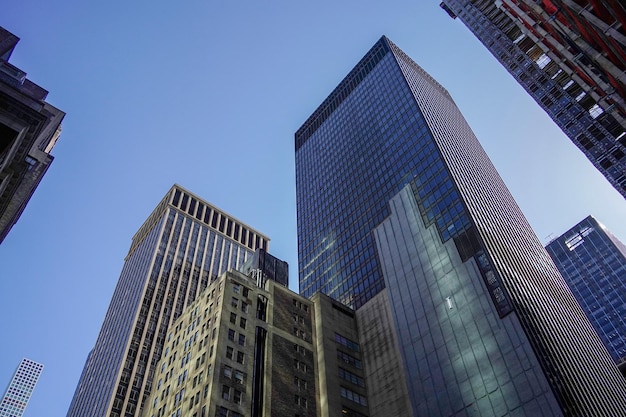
[453, 227, 481, 262]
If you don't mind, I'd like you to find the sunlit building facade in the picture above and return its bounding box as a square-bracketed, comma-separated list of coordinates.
[66, 185, 268, 417]
[142, 267, 370, 417]
[546, 216, 626, 372]
[0, 26, 64, 244]
[440, 0, 626, 198]
[0, 358, 44, 417]
[295, 36, 626, 415]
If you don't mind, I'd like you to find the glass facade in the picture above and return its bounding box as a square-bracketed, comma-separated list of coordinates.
[440, 0, 626, 198]
[546, 216, 626, 366]
[0, 358, 43, 417]
[66, 185, 268, 417]
[295, 36, 626, 416]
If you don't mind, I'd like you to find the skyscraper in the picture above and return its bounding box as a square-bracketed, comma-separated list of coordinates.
[0, 26, 64, 244]
[295, 36, 626, 415]
[66, 185, 269, 417]
[0, 358, 44, 417]
[439, 1, 626, 198]
[546, 215, 626, 372]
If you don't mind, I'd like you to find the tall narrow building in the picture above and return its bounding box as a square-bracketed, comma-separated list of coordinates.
[0, 358, 44, 417]
[439, 0, 626, 198]
[0, 26, 64, 243]
[295, 36, 626, 416]
[546, 216, 626, 372]
[66, 185, 269, 417]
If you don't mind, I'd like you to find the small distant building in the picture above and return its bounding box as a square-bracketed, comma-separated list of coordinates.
[0, 358, 44, 417]
[546, 216, 626, 374]
[142, 266, 372, 417]
[0, 26, 64, 243]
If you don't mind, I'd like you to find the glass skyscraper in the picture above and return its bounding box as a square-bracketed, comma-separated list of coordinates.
[295, 36, 626, 416]
[439, 1, 626, 198]
[0, 358, 43, 417]
[546, 216, 626, 370]
[66, 185, 268, 417]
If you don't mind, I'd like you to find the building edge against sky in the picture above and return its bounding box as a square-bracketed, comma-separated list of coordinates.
[0, 26, 64, 244]
[439, 0, 626, 198]
[546, 215, 626, 373]
[66, 184, 269, 417]
[294, 35, 626, 415]
[0, 358, 44, 417]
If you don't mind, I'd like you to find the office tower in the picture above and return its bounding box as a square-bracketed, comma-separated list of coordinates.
[0, 358, 44, 417]
[439, 1, 626, 198]
[546, 215, 626, 372]
[142, 267, 370, 417]
[295, 36, 626, 415]
[66, 185, 269, 417]
[0, 26, 64, 244]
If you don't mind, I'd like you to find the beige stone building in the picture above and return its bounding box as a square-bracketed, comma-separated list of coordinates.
[142, 267, 388, 417]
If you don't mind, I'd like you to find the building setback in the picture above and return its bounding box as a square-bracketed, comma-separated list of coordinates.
[66, 185, 269, 417]
[295, 36, 626, 415]
[546, 216, 626, 373]
[440, 0, 626, 198]
[0, 358, 44, 417]
[142, 267, 371, 417]
[0, 26, 64, 244]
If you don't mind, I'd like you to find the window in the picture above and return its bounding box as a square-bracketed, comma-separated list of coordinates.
[228, 329, 235, 341]
[226, 346, 234, 360]
[233, 389, 242, 404]
[234, 370, 244, 385]
[239, 317, 246, 329]
[230, 313, 237, 324]
[231, 297, 239, 308]
[223, 366, 232, 379]
[337, 350, 361, 369]
[241, 302, 249, 314]
[338, 367, 365, 387]
[236, 351, 244, 364]
[340, 387, 367, 406]
[222, 385, 230, 400]
[233, 284, 240, 294]
[335, 333, 359, 352]
[238, 334, 246, 346]
[216, 406, 228, 417]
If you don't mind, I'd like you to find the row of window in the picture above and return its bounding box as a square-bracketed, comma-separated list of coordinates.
[335, 333, 359, 352]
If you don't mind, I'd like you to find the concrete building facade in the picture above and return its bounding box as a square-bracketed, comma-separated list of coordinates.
[142, 268, 372, 417]
[0, 26, 64, 243]
[66, 185, 269, 417]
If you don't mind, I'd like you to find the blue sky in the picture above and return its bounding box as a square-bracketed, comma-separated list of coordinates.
[2, 1, 625, 416]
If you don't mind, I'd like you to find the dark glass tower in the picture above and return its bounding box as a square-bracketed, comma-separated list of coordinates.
[546, 216, 626, 371]
[295, 36, 626, 416]
[66, 185, 269, 417]
[440, 0, 626, 198]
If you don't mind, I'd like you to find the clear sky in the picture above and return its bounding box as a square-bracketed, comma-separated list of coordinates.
[2, 1, 625, 416]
